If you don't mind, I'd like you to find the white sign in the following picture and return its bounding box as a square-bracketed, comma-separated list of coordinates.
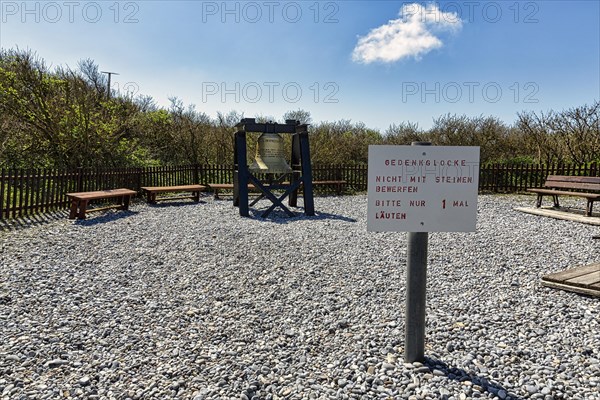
[367, 146, 480, 232]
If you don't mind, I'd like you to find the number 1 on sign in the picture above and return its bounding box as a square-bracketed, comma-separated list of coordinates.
[442, 199, 446, 209]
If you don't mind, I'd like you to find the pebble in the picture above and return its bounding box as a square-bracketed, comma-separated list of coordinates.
[78, 376, 91, 386]
[526, 385, 539, 394]
[46, 359, 69, 368]
[0, 195, 598, 399]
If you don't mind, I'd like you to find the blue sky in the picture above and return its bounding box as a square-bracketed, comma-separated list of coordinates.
[1, 1, 599, 130]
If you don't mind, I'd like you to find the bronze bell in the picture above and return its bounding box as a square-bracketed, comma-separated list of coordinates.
[249, 132, 292, 174]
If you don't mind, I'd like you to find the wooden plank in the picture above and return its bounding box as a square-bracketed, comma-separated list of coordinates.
[17, 168, 24, 217]
[66, 189, 136, 200]
[10, 169, 17, 219]
[566, 271, 600, 287]
[141, 185, 206, 193]
[50, 168, 58, 211]
[32, 168, 39, 215]
[542, 280, 600, 297]
[41, 168, 48, 214]
[547, 175, 600, 183]
[543, 263, 600, 283]
[313, 180, 347, 185]
[26, 169, 35, 214]
[544, 175, 600, 191]
[541, 263, 600, 297]
[546, 181, 600, 191]
[514, 207, 600, 225]
[527, 188, 600, 199]
[23, 168, 31, 216]
[51, 168, 59, 211]
[0, 169, 5, 220]
[57, 169, 66, 210]
[209, 183, 254, 190]
[147, 195, 197, 202]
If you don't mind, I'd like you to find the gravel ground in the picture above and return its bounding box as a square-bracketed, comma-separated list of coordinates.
[0, 194, 599, 400]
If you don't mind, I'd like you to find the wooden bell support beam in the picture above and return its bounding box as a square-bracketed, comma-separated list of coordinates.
[233, 128, 249, 216]
[289, 124, 314, 215]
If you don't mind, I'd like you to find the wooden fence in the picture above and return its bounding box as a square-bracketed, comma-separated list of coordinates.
[1, 163, 598, 220]
[479, 163, 600, 192]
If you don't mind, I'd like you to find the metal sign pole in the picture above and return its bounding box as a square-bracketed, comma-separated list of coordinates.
[405, 231, 428, 362]
[404, 141, 431, 363]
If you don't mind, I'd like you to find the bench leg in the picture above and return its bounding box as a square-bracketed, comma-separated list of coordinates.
[146, 192, 153, 204]
[193, 191, 200, 202]
[69, 199, 79, 219]
[536, 194, 543, 208]
[123, 195, 131, 211]
[78, 200, 88, 219]
[587, 200, 593, 217]
[552, 195, 560, 208]
[213, 189, 220, 200]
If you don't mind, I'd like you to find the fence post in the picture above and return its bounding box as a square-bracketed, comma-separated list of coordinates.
[135, 167, 142, 192]
[0, 169, 4, 220]
[194, 164, 200, 184]
[76, 166, 83, 193]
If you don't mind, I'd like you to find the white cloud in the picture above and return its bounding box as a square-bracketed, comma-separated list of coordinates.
[352, 3, 462, 64]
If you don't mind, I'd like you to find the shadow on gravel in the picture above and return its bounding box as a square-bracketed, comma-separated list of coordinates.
[308, 211, 357, 223]
[0, 210, 68, 231]
[424, 357, 525, 400]
[248, 207, 357, 224]
[73, 210, 138, 226]
[147, 200, 207, 208]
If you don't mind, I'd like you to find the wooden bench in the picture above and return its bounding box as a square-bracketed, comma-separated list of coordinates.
[66, 188, 137, 220]
[208, 183, 256, 199]
[527, 175, 600, 216]
[140, 184, 206, 204]
[312, 180, 347, 195]
[208, 180, 347, 199]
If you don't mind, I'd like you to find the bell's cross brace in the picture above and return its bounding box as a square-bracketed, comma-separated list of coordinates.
[233, 118, 315, 217]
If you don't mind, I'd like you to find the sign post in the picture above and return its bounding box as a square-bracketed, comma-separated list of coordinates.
[406, 230, 428, 362]
[405, 142, 430, 363]
[367, 144, 480, 362]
